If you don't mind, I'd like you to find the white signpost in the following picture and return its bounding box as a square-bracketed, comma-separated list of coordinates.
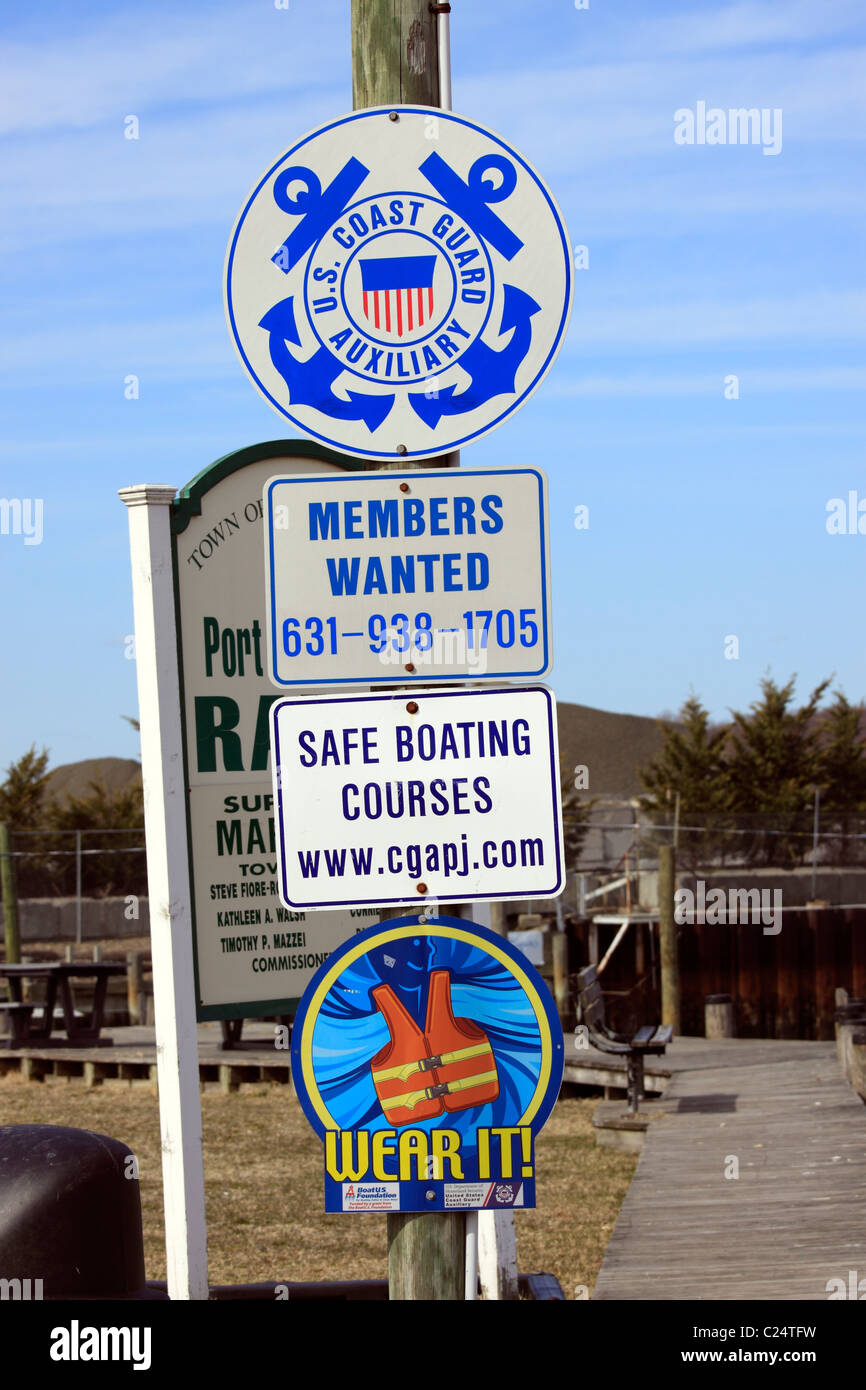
[264, 466, 551, 686]
[120, 483, 208, 1302]
[120, 441, 370, 1300]
[270, 685, 565, 911]
[224, 106, 573, 461]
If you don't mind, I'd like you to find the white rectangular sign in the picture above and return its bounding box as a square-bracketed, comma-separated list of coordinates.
[270, 685, 564, 910]
[264, 467, 551, 686]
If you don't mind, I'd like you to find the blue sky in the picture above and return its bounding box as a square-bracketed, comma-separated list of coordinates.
[1, 0, 864, 772]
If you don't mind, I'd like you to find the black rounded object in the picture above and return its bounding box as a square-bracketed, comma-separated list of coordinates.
[0, 1125, 147, 1298]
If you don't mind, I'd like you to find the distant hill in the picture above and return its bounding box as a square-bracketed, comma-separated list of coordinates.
[46, 757, 142, 803]
[557, 701, 668, 799]
[44, 702, 667, 805]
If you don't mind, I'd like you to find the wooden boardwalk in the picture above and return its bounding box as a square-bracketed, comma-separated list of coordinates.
[592, 1039, 866, 1300]
[0, 1020, 291, 1089]
[565, 1034, 834, 1096]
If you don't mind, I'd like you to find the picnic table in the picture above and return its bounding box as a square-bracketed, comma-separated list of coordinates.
[0, 962, 126, 1049]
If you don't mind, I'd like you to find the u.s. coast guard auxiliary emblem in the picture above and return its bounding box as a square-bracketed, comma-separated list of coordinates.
[224, 107, 573, 460]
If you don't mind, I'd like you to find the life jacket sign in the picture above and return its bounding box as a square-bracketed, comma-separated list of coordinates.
[224, 106, 573, 461]
[291, 915, 564, 1213]
[371, 969, 500, 1126]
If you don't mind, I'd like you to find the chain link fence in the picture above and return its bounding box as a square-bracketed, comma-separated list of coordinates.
[4, 828, 147, 901]
[575, 800, 866, 878]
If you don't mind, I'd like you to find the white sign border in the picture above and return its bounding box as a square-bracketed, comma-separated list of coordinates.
[263, 466, 552, 687]
[271, 683, 565, 910]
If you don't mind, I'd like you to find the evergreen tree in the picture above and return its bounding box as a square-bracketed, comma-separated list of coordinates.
[817, 692, 866, 863]
[46, 780, 145, 897]
[726, 675, 830, 867]
[560, 759, 594, 876]
[637, 695, 731, 873]
[0, 746, 51, 828]
[0, 747, 52, 897]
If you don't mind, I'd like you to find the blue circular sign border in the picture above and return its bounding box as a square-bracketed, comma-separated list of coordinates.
[290, 912, 565, 1140]
[225, 105, 574, 460]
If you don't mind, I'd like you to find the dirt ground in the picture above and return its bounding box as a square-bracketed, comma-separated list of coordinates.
[0, 1075, 634, 1298]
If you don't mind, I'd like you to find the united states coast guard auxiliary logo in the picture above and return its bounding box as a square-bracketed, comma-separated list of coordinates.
[225, 107, 574, 460]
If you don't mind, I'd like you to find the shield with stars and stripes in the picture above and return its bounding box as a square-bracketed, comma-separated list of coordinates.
[359, 254, 437, 337]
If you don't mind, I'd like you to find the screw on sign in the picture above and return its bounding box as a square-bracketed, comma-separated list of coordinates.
[224, 107, 573, 460]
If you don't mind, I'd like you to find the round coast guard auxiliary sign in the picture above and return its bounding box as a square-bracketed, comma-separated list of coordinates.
[291, 914, 563, 1213]
[224, 107, 573, 461]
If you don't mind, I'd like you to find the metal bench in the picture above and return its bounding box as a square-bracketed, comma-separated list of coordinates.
[576, 964, 673, 1112]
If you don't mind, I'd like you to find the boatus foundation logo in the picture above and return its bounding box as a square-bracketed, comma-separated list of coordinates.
[224, 107, 574, 460]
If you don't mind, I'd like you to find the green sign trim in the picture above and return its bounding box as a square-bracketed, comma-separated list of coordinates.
[171, 438, 364, 535]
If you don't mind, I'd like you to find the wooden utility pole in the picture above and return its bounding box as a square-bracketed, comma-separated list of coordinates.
[658, 843, 680, 1032]
[0, 822, 20, 964]
[351, 0, 465, 1302]
[352, 0, 457, 478]
[486, 902, 506, 936]
[352, 1, 442, 110]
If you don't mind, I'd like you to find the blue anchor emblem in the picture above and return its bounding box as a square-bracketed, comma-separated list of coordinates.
[408, 285, 540, 428]
[259, 297, 396, 433]
[255, 143, 553, 435]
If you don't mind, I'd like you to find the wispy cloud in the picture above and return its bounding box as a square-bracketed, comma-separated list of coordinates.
[459, 46, 866, 177]
[0, 311, 233, 384]
[564, 292, 866, 348]
[0, 5, 347, 136]
[547, 365, 866, 398]
[623, 0, 865, 58]
[1, 8, 862, 260]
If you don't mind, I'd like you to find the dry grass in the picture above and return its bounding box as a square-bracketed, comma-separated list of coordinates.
[0, 1076, 634, 1298]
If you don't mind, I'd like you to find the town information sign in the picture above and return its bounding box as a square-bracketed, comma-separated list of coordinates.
[264, 466, 551, 686]
[270, 684, 565, 911]
[224, 106, 573, 461]
[291, 916, 564, 1213]
[171, 442, 381, 1019]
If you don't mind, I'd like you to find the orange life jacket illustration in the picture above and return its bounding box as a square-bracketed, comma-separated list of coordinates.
[370, 969, 499, 1127]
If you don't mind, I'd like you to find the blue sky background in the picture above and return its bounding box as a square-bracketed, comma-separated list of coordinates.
[1, 0, 864, 772]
